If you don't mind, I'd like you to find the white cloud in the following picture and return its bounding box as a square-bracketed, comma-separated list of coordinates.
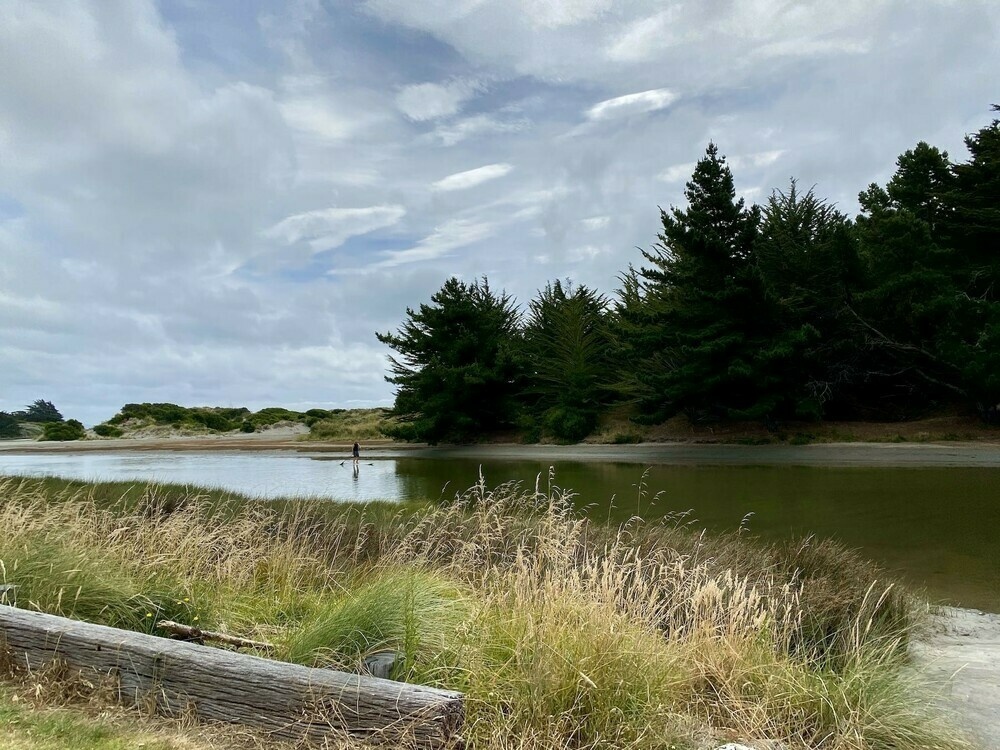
[396, 79, 480, 121]
[265, 205, 406, 251]
[431, 163, 513, 191]
[581, 216, 610, 230]
[657, 151, 784, 184]
[279, 97, 356, 140]
[567, 244, 608, 262]
[730, 150, 786, 170]
[375, 219, 496, 268]
[754, 37, 872, 59]
[431, 114, 529, 146]
[2, 0, 999, 422]
[658, 162, 696, 182]
[586, 88, 678, 121]
[604, 9, 680, 63]
[520, 0, 614, 29]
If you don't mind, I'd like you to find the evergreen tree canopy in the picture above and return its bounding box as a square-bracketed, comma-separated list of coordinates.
[853, 116, 1000, 419]
[15, 399, 64, 423]
[754, 182, 860, 418]
[943, 108, 1000, 301]
[522, 280, 612, 440]
[625, 143, 764, 422]
[378, 110, 1000, 439]
[376, 277, 524, 443]
[0, 412, 20, 439]
[941, 109, 1000, 418]
[854, 146, 963, 412]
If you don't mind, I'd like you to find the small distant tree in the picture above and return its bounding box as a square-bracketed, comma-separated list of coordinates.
[16, 399, 64, 423]
[377, 277, 524, 443]
[41, 419, 85, 441]
[0, 411, 21, 438]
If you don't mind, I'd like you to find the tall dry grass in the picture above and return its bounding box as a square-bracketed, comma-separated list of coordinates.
[0, 475, 968, 750]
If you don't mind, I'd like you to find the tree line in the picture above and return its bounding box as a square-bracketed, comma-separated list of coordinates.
[0, 400, 86, 441]
[378, 111, 1000, 443]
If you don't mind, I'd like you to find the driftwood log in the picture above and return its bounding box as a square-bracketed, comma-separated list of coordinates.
[0, 605, 463, 748]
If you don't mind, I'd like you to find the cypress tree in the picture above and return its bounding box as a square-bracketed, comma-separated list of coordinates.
[377, 277, 524, 443]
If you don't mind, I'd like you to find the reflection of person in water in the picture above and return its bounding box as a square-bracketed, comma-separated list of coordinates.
[352, 461, 359, 481]
[352, 442, 360, 464]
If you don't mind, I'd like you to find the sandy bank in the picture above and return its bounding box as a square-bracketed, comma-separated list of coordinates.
[3, 435, 1000, 467]
[912, 607, 1000, 748]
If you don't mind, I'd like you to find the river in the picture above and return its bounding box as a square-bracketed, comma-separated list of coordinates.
[0, 448, 997, 612]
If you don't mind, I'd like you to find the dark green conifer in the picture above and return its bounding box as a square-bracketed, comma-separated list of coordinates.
[377, 277, 524, 443]
[624, 143, 762, 422]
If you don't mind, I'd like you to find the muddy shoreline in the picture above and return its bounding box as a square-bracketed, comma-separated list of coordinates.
[3, 435, 1000, 468]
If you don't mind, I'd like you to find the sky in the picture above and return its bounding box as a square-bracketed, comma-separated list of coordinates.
[1, 0, 998, 426]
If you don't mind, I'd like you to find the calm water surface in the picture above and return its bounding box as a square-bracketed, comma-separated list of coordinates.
[1, 450, 997, 611]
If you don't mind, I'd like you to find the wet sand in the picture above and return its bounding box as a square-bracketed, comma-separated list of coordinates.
[5, 435, 1000, 467]
[912, 607, 1000, 748]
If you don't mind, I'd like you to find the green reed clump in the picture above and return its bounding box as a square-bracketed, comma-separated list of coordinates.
[285, 568, 471, 676]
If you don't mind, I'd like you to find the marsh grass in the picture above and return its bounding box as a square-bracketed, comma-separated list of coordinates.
[0, 475, 970, 750]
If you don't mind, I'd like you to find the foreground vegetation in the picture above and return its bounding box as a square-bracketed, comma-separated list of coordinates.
[0, 476, 971, 749]
[379, 111, 1000, 443]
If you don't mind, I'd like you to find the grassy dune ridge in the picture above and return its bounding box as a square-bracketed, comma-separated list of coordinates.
[0, 476, 970, 749]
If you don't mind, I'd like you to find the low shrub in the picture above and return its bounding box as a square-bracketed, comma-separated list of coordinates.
[0, 412, 20, 439]
[543, 405, 597, 442]
[307, 408, 394, 441]
[611, 431, 643, 444]
[40, 420, 85, 441]
[92, 424, 123, 438]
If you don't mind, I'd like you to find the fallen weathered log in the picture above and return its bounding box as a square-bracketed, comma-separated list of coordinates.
[0, 605, 463, 748]
[156, 620, 275, 653]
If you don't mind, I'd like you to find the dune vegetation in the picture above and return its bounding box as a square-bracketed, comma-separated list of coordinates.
[0, 475, 970, 750]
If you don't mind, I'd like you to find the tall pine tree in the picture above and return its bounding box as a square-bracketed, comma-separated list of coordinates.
[940, 109, 1000, 420]
[622, 144, 763, 422]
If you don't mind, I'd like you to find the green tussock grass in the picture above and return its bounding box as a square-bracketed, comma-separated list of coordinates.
[0, 475, 971, 750]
